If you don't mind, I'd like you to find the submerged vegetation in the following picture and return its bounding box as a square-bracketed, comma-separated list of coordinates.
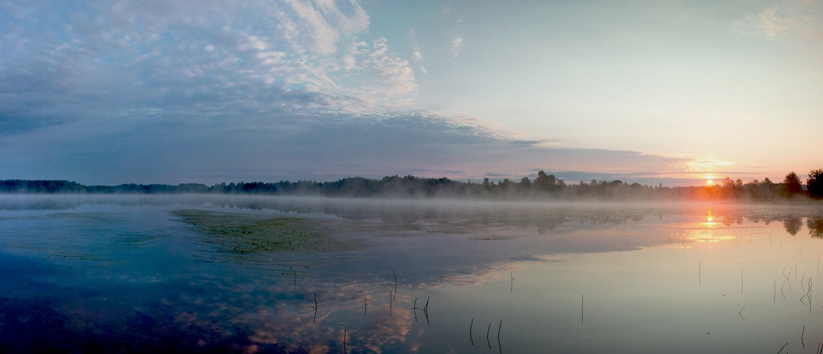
[2, 168, 823, 201]
[173, 210, 355, 254]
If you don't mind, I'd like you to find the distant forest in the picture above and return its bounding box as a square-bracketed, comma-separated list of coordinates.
[2, 169, 822, 201]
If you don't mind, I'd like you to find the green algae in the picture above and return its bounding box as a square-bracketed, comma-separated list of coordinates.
[172, 210, 355, 254]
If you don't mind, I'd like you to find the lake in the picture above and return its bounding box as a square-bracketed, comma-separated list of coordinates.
[1, 195, 822, 353]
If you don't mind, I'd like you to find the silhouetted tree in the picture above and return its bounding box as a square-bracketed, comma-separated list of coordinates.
[782, 172, 803, 197]
[807, 169, 823, 199]
[534, 170, 557, 192]
[783, 216, 803, 236]
[519, 176, 531, 190]
[721, 177, 738, 198]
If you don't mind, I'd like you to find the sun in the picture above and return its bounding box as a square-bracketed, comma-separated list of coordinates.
[706, 179, 714, 186]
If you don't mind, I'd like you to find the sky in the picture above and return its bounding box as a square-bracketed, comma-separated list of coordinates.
[1, 0, 822, 186]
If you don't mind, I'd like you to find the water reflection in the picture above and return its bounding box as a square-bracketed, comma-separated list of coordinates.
[785, 216, 803, 236]
[2, 196, 823, 352]
[809, 218, 823, 238]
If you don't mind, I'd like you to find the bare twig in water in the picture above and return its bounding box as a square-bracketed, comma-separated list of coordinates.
[809, 278, 813, 312]
[313, 293, 318, 323]
[777, 342, 788, 354]
[469, 318, 474, 346]
[803, 273, 807, 293]
[343, 328, 347, 354]
[498, 320, 502, 339]
[739, 306, 745, 321]
[424, 296, 429, 312]
[581, 294, 584, 324]
[802, 325, 806, 349]
[364, 297, 367, 315]
[486, 323, 492, 349]
[510, 272, 514, 293]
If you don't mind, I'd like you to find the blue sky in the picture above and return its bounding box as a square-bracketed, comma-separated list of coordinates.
[1, 0, 822, 185]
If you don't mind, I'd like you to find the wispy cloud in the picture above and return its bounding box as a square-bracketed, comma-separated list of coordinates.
[683, 159, 736, 172]
[408, 29, 427, 74]
[450, 34, 463, 57]
[363, 38, 418, 96]
[734, 5, 814, 38]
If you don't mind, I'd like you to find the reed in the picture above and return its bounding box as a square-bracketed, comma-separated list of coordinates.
[738, 305, 745, 321]
[777, 342, 788, 354]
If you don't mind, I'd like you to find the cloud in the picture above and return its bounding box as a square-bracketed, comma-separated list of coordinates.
[0, 110, 694, 184]
[363, 38, 418, 97]
[684, 159, 735, 172]
[734, 5, 814, 38]
[408, 29, 426, 74]
[450, 34, 463, 57]
[0, 0, 720, 185]
[0, 0, 415, 132]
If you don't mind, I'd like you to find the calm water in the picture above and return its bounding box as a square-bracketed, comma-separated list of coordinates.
[1, 195, 822, 353]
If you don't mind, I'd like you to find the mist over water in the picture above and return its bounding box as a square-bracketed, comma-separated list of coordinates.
[1, 195, 823, 353]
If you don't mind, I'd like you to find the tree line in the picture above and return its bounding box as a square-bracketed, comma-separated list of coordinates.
[1, 169, 822, 200]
